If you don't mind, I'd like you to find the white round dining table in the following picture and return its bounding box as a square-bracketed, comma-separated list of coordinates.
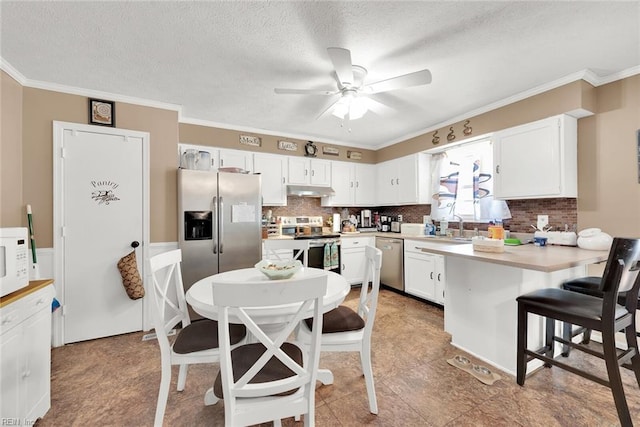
[186, 267, 350, 325]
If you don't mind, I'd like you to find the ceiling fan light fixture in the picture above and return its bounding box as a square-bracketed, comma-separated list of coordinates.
[348, 96, 368, 120]
[331, 99, 350, 119]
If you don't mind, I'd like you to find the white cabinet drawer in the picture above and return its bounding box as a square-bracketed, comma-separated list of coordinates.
[341, 236, 374, 249]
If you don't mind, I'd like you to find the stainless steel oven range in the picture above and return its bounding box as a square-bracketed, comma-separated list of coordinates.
[278, 216, 341, 274]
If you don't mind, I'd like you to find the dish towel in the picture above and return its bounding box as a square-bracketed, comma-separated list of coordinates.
[330, 242, 339, 270]
[324, 243, 331, 270]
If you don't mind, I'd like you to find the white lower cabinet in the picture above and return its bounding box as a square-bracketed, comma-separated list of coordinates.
[0, 284, 55, 422]
[340, 236, 375, 284]
[404, 240, 445, 304]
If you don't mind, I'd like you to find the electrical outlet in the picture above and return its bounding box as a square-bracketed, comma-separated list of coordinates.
[537, 215, 549, 230]
[397, 214, 403, 222]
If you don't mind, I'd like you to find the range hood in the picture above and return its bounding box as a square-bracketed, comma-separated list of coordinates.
[286, 185, 335, 198]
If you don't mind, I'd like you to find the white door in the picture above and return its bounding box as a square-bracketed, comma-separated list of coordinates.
[53, 122, 149, 344]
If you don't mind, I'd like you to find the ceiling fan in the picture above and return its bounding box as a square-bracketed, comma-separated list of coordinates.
[274, 47, 432, 120]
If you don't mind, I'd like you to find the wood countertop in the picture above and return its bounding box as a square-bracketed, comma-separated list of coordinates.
[0, 279, 55, 308]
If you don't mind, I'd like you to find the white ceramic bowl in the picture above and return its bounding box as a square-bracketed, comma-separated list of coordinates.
[255, 259, 302, 280]
[577, 228, 613, 251]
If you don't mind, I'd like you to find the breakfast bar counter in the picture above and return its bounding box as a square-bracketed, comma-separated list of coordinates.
[391, 238, 609, 376]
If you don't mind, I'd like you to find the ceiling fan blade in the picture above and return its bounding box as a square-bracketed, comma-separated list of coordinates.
[315, 97, 341, 120]
[366, 69, 432, 94]
[274, 88, 338, 95]
[364, 97, 395, 116]
[327, 47, 354, 86]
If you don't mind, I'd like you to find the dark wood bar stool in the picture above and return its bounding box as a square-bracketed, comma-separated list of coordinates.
[516, 237, 640, 427]
[561, 276, 640, 356]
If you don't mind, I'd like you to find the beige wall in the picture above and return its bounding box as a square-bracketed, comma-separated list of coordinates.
[577, 74, 640, 237]
[179, 123, 377, 163]
[1, 71, 24, 227]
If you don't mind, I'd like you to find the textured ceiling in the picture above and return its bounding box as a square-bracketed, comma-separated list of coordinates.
[1, 1, 639, 149]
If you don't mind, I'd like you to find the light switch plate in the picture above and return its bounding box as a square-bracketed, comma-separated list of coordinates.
[537, 215, 549, 230]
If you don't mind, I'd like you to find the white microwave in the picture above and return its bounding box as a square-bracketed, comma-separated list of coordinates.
[0, 227, 30, 298]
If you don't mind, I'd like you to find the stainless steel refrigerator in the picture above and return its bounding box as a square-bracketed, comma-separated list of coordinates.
[178, 169, 262, 312]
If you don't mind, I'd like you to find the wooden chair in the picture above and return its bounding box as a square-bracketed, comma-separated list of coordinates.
[297, 245, 383, 414]
[148, 249, 246, 427]
[263, 239, 310, 266]
[211, 273, 327, 426]
[516, 238, 640, 426]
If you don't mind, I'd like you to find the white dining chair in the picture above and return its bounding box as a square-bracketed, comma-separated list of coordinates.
[263, 239, 310, 266]
[297, 245, 383, 414]
[148, 249, 246, 427]
[211, 273, 327, 426]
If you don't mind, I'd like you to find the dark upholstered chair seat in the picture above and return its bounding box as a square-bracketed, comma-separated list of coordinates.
[173, 319, 246, 354]
[304, 305, 365, 333]
[517, 288, 629, 331]
[213, 342, 303, 399]
[562, 276, 635, 305]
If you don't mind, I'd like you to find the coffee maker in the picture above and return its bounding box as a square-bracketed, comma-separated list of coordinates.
[360, 210, 372, 228]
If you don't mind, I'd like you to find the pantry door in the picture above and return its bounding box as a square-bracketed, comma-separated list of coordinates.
[53, 121, 149, 344]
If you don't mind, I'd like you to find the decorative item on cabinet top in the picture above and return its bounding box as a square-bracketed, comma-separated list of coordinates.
[463, 120, 473, 136]
[447, 126, 456, 142]
[347, 150, 362, 160]
[304, 141, 318, 157]
[239, 135, 261, 147]
[432, 130, 440, 145]
[278, 140, 298, 151]
[322, 146, 340, 156]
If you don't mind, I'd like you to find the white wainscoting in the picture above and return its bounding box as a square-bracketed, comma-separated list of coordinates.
[39, 242, 179, 347]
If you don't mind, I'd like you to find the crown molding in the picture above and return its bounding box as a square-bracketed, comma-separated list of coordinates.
[0, 58, 27, 85]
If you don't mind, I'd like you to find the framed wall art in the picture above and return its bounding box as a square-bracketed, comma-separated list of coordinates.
[89, 98, 115, 127]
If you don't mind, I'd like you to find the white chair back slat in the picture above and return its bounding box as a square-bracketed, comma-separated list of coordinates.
[263, 239, 310, 267]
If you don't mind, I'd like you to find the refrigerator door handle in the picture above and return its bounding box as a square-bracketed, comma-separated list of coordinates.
[212, 196, 218, 254]
[219, 196, 224, 253]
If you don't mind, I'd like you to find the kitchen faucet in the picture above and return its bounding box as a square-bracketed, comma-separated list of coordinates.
[453, 214, 464, 237]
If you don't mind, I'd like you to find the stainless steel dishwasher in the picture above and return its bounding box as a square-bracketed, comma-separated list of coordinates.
[375, 237, 404, 291]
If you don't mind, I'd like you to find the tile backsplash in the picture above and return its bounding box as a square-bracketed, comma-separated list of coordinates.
[262, 197, 577, 233]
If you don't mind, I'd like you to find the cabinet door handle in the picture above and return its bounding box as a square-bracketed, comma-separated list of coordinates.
[221, 159, 224, 167]
[342, 264, 345, 270]
[496, 165, 500, 174]
[311, 170, 315, 176]
[350, 181, 354, 188]
[430, 272, 434, 280]
[390, 179, 394, 185]
[396, 178, 399, 185]
[282, 177, 285, 184]
[305, 169, 308, 176]
[437, 273, 441, 281]
[356, 181, 359, 188]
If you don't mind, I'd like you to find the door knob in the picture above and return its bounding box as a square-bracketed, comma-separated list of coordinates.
[131, 241, 140, 248]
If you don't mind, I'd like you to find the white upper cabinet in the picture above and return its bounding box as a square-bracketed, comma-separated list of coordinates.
[493, 114, 577, 199]
[376, 153, 431, 206]
[219, 148, 253, 173]
[287, 157, 331, 186]
[253, 153, 287, 206]
[322, 162, 375, 207]
[178, 144, 252, 173]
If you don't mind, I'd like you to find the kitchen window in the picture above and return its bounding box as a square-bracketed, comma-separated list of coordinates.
[430, 138, 511, 222]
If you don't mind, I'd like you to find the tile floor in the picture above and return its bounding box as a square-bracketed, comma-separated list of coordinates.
[36, 288, 640, 426]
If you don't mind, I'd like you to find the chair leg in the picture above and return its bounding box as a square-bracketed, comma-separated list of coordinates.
[516, 303, 528, 386]
[360, 340, 378, 414]
[176, 364, 188, 391]
[544, 317, 555, 366]
[624, 323, 640, 388]
[602, 326, 633, 426]
[154, 361, 171, 427]
[562, 322, 572, 357]
[582, 328, 592, 344]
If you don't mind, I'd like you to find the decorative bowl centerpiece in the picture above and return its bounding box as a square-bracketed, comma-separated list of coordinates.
[255, 259, 302, 280]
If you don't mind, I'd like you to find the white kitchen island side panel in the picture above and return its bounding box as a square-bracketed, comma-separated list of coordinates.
[444, 256, 585, 376]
